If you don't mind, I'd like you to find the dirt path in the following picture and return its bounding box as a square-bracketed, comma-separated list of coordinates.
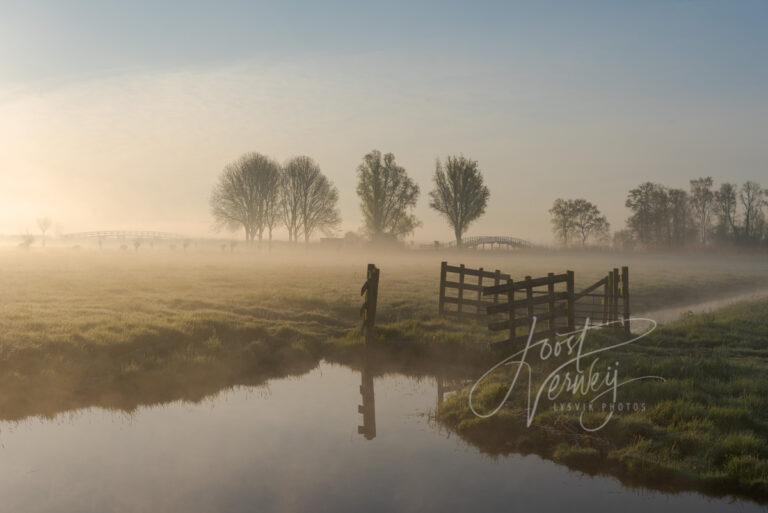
[640, 287, 768, 323]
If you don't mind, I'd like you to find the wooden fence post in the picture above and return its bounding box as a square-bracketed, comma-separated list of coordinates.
[622, 266, 631, 335]
[438, 261, 447, 316]
[566, 270, 575, 332]
[508, 280, 515, 345]
[457, 264, 466, 317]
[477, 268, 484, 319]
[602, 272, 610, 325]
[547, 272, 555, 332]
[613, 267, 619, 327]
[525, 276, 533, 336]
[493, 270, 501, 304]
[361, 263, 380, 345]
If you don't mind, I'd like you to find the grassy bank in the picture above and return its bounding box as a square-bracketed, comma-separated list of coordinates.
[438, 299, 768, 501]
[0, 248, 766, 421]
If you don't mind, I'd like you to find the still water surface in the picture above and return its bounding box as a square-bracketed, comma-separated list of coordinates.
[0, 362, 763, 513]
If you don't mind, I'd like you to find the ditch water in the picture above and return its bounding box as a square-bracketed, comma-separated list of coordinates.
[0, 362, 763, 513]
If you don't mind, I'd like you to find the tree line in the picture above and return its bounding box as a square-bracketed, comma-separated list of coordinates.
[210, 150, 490, 246]
[550, 178, 768, 250]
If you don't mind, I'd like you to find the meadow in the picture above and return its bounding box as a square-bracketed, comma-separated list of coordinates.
[438, 299, 768, 501]
[0, 244, 766, 421]
[1, 244, 768, 499]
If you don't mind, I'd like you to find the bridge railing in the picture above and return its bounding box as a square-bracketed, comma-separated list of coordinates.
[444, 235, 532, 249]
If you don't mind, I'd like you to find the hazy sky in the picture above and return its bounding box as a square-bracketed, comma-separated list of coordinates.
[1, 1, 767, 242]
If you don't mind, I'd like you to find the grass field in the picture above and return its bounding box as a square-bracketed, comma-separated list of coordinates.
[0, 246, 766, 421]
[438, 299, 768, 501]
[1, 245, 767, 498]
[1, 246, 766, 348]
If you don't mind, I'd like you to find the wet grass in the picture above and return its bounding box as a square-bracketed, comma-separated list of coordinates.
[437, 299, 768, 502]
[0, 247, 766, 422]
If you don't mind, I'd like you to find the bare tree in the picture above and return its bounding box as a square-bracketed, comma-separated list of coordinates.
[19, 233, 35, 250]
[740, 181, 765, 242]
[549, 199, 575, 246]
[571, 199, 610, 246]
[689, 177, 714, 245]
[429, 155, 490, 247]
[37, 217, 51, 247]
[261, 164, 282, 246]
[625, 182, 682, 247]
[667, 188, 693, 247]
[714, 182, 738, 240]
[210, 153, 281, 242]
[281, 156, 340, 243]
[281, 156, 311, 242]
[300, 172, 341, 243]
[356, 150, 420, 241]
[550, 199, 609, 247]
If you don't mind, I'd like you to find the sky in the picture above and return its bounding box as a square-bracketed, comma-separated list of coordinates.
[1, 1, 767, 243]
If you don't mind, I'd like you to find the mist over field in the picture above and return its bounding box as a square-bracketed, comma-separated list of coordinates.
[2, 3, 768, 244]
[2, 2, 768, 512]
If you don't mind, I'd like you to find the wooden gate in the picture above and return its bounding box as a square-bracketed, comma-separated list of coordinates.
[438, 262, 511, 319]
[573, 266, 630, 334]
[438, 262, 631, 347]
[482, 271, 575, 348]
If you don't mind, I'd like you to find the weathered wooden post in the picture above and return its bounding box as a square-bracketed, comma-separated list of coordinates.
[477, 268, 484, 319]
[612, 267, 620, 325]
[602, 272, 610, 325]
[547, 272, 555, 332]
[508, 280, 515, 345]
[493, 270, 501, 304]
[525, 276, 534, 337]
[622, 266, 631, 335]
[360, 263, 380, 345]
[457, 264, 466, 317]
[438, 261, 447, 316]
[566, 270, 575, 332]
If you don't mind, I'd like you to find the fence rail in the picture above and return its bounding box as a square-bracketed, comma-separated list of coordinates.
[438, 262, 631, 348]
[438, 262, 511, 319]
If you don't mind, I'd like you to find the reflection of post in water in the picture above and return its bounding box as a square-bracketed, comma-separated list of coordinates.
[357, 362, 376, 440]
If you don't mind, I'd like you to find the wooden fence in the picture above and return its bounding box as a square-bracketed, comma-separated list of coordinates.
[438, 262, 631, 348]
[438, 262, 511, 319]
[483, 271, 574, 348]
[573, 267, 630, 331]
